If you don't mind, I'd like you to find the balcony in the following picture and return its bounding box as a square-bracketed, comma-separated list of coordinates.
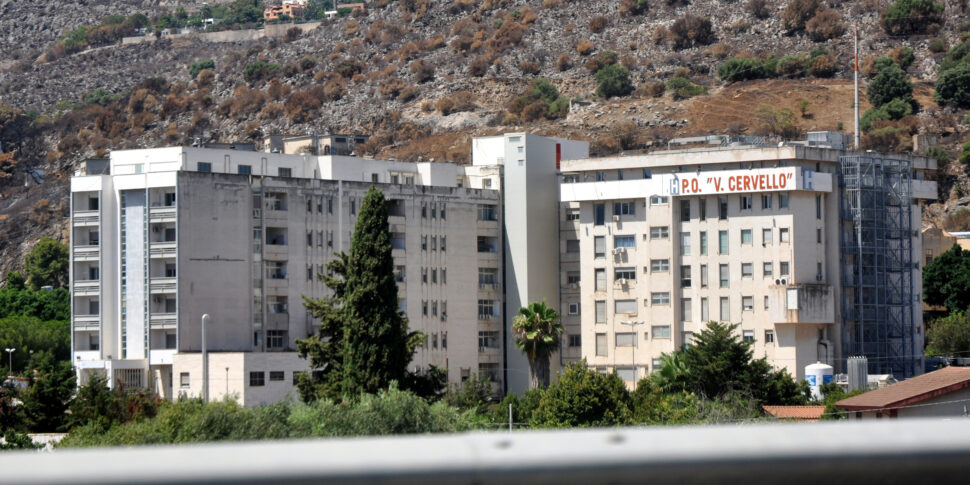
[149, 313, 177, 329]
[73, 280, 100, 296]
[769, 284, 835, 324]
[150, 242, 177, 259]
[150, 277, 177, 294]
[72, 211, 100, 227]
[74, 245, 100, 261]
[73, 314, 100, 329]
[149, 206, 177, 223]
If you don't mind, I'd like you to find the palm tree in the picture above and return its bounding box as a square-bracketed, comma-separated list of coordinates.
[513, 300, 563, 389]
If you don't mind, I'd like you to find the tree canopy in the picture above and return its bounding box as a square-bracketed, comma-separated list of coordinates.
[25, 237, 69, 290]
[512, 300, 562, 388]
[922, 244, 970, 311]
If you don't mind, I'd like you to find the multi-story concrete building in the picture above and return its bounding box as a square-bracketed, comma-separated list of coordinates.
[70, 134, 588, 404]
[559, 139, 937, 384]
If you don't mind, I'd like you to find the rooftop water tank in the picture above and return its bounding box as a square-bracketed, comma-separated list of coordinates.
[805, 362, 834, 401]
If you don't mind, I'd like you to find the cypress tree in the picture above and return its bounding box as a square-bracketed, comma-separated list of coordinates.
[340, 187, 410, 395]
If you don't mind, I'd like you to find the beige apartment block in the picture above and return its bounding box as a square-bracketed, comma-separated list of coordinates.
[559, 140, 937, 385]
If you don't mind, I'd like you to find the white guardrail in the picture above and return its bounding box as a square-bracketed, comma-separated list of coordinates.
[4, 419, 970, 484]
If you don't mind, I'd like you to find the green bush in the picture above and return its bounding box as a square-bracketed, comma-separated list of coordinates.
[882, 0, 944, 36]
[509, 78, 571, 120]
[935, 63, 970, 108]
[929, 39, 946, 53]
[866, 63, 913, 108]
[666, 76, 707, 99]
[532, 362, 633, 428]
[243, 61, 281, 83]
[83, 89, 124, 107]
[941, 40, 970, 72]
[961, 140, 970, 168]
[0, 288, 70, 321]
[861, 98, 913, 131]
[595, 64, 633, 98]
[717, 57, 768, 83]
[188, 59, 215, 78]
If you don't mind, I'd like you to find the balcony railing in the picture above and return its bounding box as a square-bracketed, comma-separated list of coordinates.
[73, 314, 100, 328]
[73, 280, 100, 296]
[149, 242, 177, 258]
[150, 206, 177, 222]
[150, 278, 177, 293]
[149, 313, 177, 329]
[72, 211, 100, 226]
[73, 246, 100, 261]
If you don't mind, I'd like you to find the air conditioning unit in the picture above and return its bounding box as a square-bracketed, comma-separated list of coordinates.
[612, 214, 621, 221]
[774, 278, 782, 285]
[779, 278, 788, 285]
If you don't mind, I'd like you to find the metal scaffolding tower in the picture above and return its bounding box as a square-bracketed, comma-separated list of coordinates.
[839, 155, 919, 378]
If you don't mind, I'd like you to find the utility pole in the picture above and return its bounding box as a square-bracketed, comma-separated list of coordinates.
[854, 23, 860, 150]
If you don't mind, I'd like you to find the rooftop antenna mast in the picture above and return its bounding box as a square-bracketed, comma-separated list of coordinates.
[854, 23, 860, 150]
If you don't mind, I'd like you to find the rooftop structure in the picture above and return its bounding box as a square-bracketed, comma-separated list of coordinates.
[836, 366, 970, 418]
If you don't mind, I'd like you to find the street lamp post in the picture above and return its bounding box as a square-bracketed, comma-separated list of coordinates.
[202, 314, 210, 403]
[4, 348, 15, 374]
[620, 321, 644, 389]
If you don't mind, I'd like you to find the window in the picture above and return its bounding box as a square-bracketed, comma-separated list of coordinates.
[742, 296, 754, 311]
[615, 235, 636, 248]
[719, 264, 729, 288]
[762, 194, 772, 209]
[649, 195, 669, 205]
[269, 371, 285, 381]
[566, 239, 580, 253]
[652, 325, 671, 339]
[614, 202, 635, 216]
[327, 198, 333, 214]
[566, 208, 580, 221]
[595, 269, 607, 291]
[594, 203, 605, 225]
[478, 331, 500, 349]
[180, 372, 190, 387]
[699, 199, 707, 220]
[477, 204, 498, 221]
[680, 200, 691, 221]
[596, 171, 605, 181]
[568, 334, 582, 347]
[740, 195, 752, 210]
[743, 330, 755, 343]
[780, 262, 790, 276]
[764, 295, 770, 310]
[595, 334, 608, 356]
[649, 226, 669, 239]
[615, 267, 636, 281]
[778, 193, 789, 209]
[763, 262, 773, 277]
[237, 164, 252, 175]
[700, 264, 708, 287]
[681, 298, 692, 322]
[762, 228, 772, 246]
[617, 170, 624, 180]
[197, 162, 212, 173]
[816, 194, 822, 219]
[278, 167, 292, 177]
[478, 300, 495, 319]
[440, 204, 446, 219]
[741, 229, 753, 245]
[643, 168, 652, 179]
[765, 330, 775, 343]
[478, 268, 498, 287]
[680, 233, 691, 255]
[682, 331, 695, 348]
[700, 298, 709, 322]
[718, 230, 729, 254]
[615, 333, 636, 347]
[700, 231, 708, 255]
[681, 265, 692, 288]
[568, 302, 580, 315]
[566, 271, 581, 285]
[421, 204, 427, 218]
[615, 299, 637, 314]
[650, 259, 670, 272]
[817, 228, 822, 244]
[441, 237, 446, 252]
[595, 301, 607, 323]
[249, 371, 265, 387]
[741, 263, 753, 277]
[594, 236, 606, 258]
[719, 297, 730, 321]
[650, 292, 670, 305]
[718, 197, 728, 219]
[652, 358, 663, 371]
[780, 228, 790, 243]
[421, 235, 427, 251]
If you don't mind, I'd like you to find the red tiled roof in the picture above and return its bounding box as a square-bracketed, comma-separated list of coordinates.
[762, 405, 826, 421]
[836, 366, 970, 411]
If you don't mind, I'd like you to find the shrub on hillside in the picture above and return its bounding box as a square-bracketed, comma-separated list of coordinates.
[748, 0, 770, 19]
[666, 76, 707, 99]
[808, 54, 837, 77]
[556, 54, 572, 71]
[576, 39, 595, 56]
[469, 56, 491, 77]
[509, 78, 570, 120]
[410, 59, 435, 83]
[882, 0, 944, 36]
[620, 0, 649, 15]
[934, 63, 970, 108]
[860, 98, 913, 131]
[782, 0, 821, 33]
[890, 46, 916, 70]
[635, 81, 666, 98]
[244, 61, 281, 84]
[669, 15, 714, 49]
[436, 92, 477, 115]
[589, 16, 608, 33]
[805, 8, 845, 41]
[867, 63, 913, 108]
[584, 50, 618, 74]
[718, 57, 768, 83]
[930, 38, 946, 53]
[188, 59, 215, 78]
[595, 64, 633, 99]
[518, 60, 541, 75]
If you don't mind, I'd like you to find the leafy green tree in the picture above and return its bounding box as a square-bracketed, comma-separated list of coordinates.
[532, 361, 632, 427]
[926, 311, 970, 358]
[340, 187, 411, 396]
[866, 63, 913, 109]
[860, 97, 913, 131]
[189, 59, 215, 78]
[0, 385, 24, 432]
[0, 287, 70, 320]
[595, 64, 633, 99]
[444, 374, 494, 414]
[718, 57, 769, 83]
[21, 355, 75, 432]
[922, 244, 970, 311]
[512, 300, 563, 389]
[881, 0, 944, 36]
[934, 63, 970, 108]
[24, 237, 69, 290]
[4, 271, 25, 290]
[297, 253, 349, 401]
[228, 0, 266, 25]
[0, 317, 70, 372]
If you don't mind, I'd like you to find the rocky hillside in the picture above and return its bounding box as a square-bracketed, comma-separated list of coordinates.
[1, 0, 969, 276]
